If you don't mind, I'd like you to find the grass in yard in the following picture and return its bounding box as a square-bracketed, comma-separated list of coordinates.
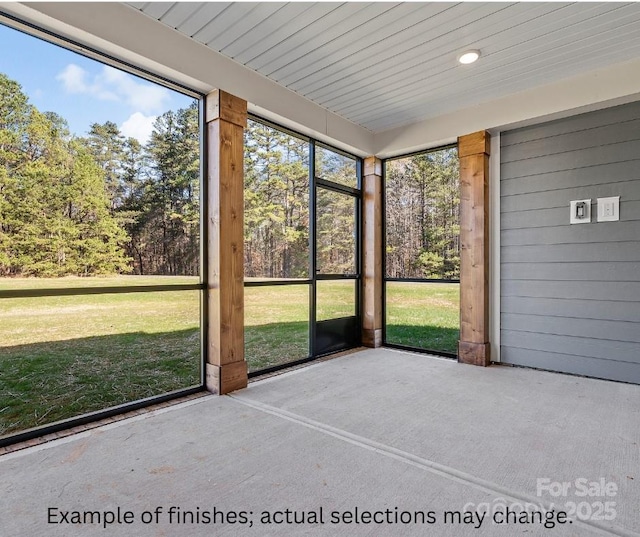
[0, 276, 200, 436]
[244, 280, 358, 370]
[1, 277, 459, 436]
[316, 280, 356, 320]
[385, 281, 460, 354]
[245, 285, 309, 372]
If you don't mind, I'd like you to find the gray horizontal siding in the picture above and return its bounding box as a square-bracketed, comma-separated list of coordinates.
[502, 174, 640, 211]
[502, 280, 640, 302]
[502, 262, 640, 282]
[502, 200, 640, 229]
[501, 117, 640, 163]
[501, 220, 640, 246]
[500, 100, 640, 383]
[501, 330, 640, 365]
[502, 296, 640, 323]
[501, 100, 640, 147]
[502, 160, 640, 196]
[500, 347, 640, 385]
[502, 314, 640, 344]
[501, 242, 640, 263]
[502, 138, 640, 179]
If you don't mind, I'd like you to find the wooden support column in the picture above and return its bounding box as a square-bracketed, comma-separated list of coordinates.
[458, 131, 491, 366]
[362, 156, 383, 347]
[205, 89, 248, 394]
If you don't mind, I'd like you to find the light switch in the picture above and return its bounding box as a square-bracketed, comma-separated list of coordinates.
[570, 199, 591, 224]
[597, 196, 620, 222]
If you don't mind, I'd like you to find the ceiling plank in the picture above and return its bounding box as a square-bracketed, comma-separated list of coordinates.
[222, 2, 315, 61]
[192, 3, 257, 46]
[178, 3, 231, 37]
[250, 3, 387, 73]
[159, 2, 204, 29]
[211, 3, 286, 53]
[368, 36, 640, 132]
[274, 3, 426, 85]
[304, 3, 554, 102]
[331, 4, 636, 120]
[136, 2, 174, 20]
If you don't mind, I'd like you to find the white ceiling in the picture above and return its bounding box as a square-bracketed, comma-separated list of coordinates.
[127, 2, 640, 134]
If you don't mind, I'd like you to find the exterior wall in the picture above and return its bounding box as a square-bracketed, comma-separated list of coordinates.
[500, 101, 640, 384]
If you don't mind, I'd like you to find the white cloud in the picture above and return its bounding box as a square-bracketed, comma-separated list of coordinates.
[120, 112, 156, 144]
[56, 64, 118, 101]
[56, 63, 169, 114]
[56, 64, 88, 93]
[100, 67, 169, 114]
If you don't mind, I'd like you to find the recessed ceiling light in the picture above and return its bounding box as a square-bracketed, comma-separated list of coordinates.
[457, 50, 480, 65]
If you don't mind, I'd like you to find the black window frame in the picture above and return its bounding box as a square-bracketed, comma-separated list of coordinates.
[244, 114, 362, 377]
[0, 17, 207, 447]
[382, 144, 460, 359]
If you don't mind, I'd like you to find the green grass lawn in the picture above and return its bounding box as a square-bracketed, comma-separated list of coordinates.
[316, 280, 356, 320]
[244, 280, 358, 371]
[385, 281, 460, 353]
[1, 277, 459, 436]
[245, 285, 309, 372]
[0, 276, 201, 435]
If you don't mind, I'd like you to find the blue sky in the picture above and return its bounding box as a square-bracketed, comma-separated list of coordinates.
[0, 23, 196, 144]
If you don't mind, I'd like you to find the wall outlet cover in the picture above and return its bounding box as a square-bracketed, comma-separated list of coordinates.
[597, 196, 620, 222]
[570, 199, 591, 224]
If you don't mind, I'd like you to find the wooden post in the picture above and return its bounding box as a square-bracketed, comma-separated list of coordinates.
[205, 89, 248, 393]
[362, 156, 383, 347]
[458, 131, 490, 366]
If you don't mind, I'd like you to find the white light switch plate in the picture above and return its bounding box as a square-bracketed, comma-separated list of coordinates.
[597, 196, 620, 222]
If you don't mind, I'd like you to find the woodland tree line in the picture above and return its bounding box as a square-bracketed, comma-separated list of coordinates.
[244, 120, 358, 279]
[385, 149, 460, 280]
[245, 121, 460, 281]
[0, 73, 199, 277]
[0, 73, 458, 280]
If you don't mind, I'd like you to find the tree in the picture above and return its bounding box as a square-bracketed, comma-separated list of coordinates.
[141, 103, 200, 275]
[385, 148, 460, 280]
[83, 121, 126, 209]
[0, 74, 131, 276]
[6, 69, 446, 283]
[0, 74, 30, 270]
[315, 146, 357, 275]
[244, 120, 309, 279]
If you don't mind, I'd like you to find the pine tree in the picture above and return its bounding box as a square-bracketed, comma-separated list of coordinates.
[244, 120, 309, 279]
[84, 121, 126, 209]
[0, 73, 131, 276]
[385, 148, 460, 279]
[143, 102, 200, 275]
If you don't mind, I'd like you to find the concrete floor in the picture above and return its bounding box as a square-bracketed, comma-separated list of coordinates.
[1, 348, 639, 537]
